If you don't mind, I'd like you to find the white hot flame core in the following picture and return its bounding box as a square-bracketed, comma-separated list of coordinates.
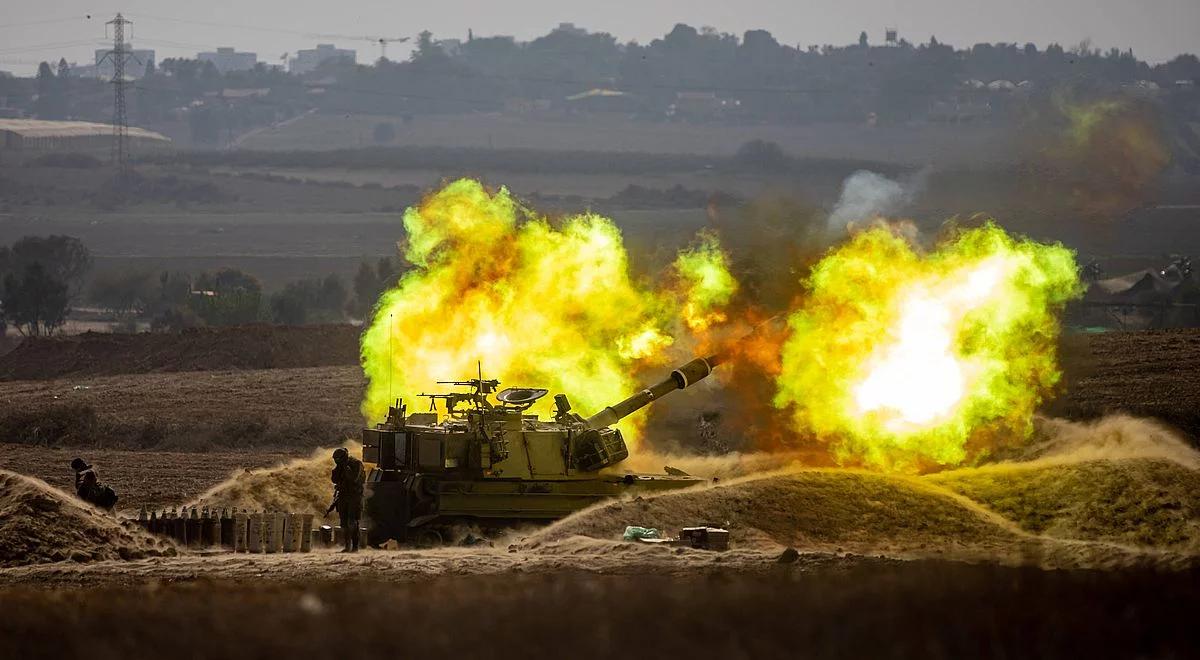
[853, 259, 1008, 433]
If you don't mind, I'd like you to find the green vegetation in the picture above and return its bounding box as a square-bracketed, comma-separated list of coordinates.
[0, 235, 91, 336]
[348, 257, 398, 319]
[269, 274, 348, 324]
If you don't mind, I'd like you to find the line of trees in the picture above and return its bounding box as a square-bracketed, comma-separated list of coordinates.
[86, 257, 401, 331]
[0, 234, 404, 337]
[5, 24, 1198, 128]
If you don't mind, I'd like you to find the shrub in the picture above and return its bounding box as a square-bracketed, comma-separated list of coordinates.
[0, 403, 99, 445]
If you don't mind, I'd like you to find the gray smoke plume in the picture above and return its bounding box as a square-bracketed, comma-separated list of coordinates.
[827, 169, 928, 234]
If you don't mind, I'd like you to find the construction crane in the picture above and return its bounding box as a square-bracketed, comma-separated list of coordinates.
[305, 34, 410, 61]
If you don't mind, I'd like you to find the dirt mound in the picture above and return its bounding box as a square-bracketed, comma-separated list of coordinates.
[1019, 415, 1200, 467]
[187, 445, 358, 517]
[929, 415, 1200, 551]
[0, 470, 173, 567]
[528, 470, 1023, 557]
[526, 417, 1200, 567]
[0, 324, 360, 381]
[929, 458, 1200, 551]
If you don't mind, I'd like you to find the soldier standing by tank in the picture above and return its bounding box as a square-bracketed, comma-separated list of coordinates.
[330, 447, 365, 552]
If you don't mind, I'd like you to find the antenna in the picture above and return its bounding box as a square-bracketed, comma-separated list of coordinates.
[304, 33, 410, 60]
[388, 312, 395, 407]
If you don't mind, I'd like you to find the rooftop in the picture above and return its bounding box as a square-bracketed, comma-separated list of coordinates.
[0, 119, 170, 141]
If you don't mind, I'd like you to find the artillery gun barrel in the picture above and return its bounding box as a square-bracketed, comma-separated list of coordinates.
[585, 355, 722, 428]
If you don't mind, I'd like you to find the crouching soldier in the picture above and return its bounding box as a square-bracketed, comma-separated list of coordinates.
[71, 457, 118, 510]
[330, 447, 365, 552]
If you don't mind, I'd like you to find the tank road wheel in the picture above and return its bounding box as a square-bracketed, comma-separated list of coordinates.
[412, 527, 443, 548]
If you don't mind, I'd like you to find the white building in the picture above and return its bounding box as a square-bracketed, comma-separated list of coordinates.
[289, 44, 356, 75]
[198, 47, 258, 74]
[92, 46, 155, 80]
[0, 119, 172, 159]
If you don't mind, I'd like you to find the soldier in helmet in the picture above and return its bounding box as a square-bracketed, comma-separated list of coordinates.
[71, 457, 118, 510]
[330, 447, 365, 552]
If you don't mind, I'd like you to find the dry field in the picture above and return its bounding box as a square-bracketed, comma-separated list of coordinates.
[237, 113, 1016, 165]
[0, 446, 307, 513]
[1052, 328, 1200, 440]
[1, 326, 1199, 658]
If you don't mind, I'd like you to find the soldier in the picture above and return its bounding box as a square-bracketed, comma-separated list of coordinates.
[71, 457, 118, 510]
[330, 447, 365, 553]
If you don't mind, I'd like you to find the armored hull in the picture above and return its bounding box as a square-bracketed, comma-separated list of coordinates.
[361, 356, 719, 545]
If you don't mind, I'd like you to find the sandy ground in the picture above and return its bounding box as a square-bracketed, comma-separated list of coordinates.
[0, 446, 308, 513]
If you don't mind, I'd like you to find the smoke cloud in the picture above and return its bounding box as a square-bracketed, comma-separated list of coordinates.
[827, 169, 928, 234]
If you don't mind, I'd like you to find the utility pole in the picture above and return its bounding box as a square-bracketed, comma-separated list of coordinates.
[99, 13, 136, 181]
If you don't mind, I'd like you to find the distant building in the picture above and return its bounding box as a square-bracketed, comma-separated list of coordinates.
[65, 62, 98, 78]
[92, 46, 155, 80]
[198, 47, 258, 74]
[553, 22, 587, 36]
[563, 88, 638, 114]
[0, 119, 171, 160]
[289, 44, 356, 75]
[668, 91, 741, 121]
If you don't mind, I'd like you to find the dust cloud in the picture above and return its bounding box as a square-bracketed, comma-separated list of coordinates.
[0, 470, 173, 567]
[186, 444, 359, 518]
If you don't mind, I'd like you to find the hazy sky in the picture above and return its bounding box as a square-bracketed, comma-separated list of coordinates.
[2, 0, 1198, 75]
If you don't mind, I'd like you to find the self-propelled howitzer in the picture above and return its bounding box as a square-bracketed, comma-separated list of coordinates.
[360, 354, 721, 545]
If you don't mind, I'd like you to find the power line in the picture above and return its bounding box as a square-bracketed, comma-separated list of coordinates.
[0, 14, 104, 31]
[126, 12, 319, 37]
[0, 39, 105, 55]
[136, 37, 222, 51]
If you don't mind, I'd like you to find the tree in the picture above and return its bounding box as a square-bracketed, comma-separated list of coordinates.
[189, 268, 262, 326]
[734, 139, 788, 171]
[270, 273, 348, 324]
[414, 31, 445, 62]
[348, 257, 399, 318]
[89, 268, 157, 315]
[270, 288, 309, 324]
[859, 31, 869, 48]
[34, 61, 67, 119]
[5, 235, 91, 298]
[376, 256, 396, 286]
[57, 58, 69, 79]
[2, 263, 70, 336]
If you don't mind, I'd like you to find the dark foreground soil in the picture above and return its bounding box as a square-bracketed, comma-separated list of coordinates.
[1, 565, 1195, 660]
